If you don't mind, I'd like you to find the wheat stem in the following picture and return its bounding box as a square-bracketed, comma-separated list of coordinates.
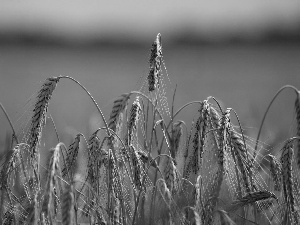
[254, 85, 299, 161]
[169, 101, 203, 127]
[0, 103, 18, 143]
[48, 114, 60, 142]
[132, 154, 171, 225]
[58, 75, 110, 136]
[207, 96, 224, 113]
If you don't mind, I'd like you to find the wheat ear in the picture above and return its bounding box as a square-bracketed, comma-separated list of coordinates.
[25, 77, 60, 159]
[42, 143, 63, 223]
[254, 85, 299, 162]
[62, 133, 82, 180]
[184, 103, 203, 177]
[230, 130, 251, 193]
[87, 131, 101, 193]
[228, 190, 277, 212]
[267, 154, 282, 191]
[108, 93, 130, 149]
[295, 92, 300, 169]
[280, 140, 299, 224]
[127, 97, 141, 145]
[202, 109, 230, 225]
[171, 120, 183, 159]
[129, 145, 143, 191]
[148, 33, 162, 92]
[164, 155, 180, 196]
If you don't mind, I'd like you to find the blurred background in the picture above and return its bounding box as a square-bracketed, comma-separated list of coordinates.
[1, 0, 300, 154]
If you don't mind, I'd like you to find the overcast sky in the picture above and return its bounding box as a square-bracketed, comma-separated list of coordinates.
[1, 1, 300, 42]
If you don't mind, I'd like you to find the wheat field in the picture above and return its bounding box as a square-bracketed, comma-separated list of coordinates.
[1, 33, 300, 225]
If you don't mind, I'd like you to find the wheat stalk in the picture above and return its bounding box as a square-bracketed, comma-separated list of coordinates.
[217, 210, 236, 225]
[3, 32, 300, 225]
[25, 191, 40, 225]
[183, 206, 201, 225]
[195, 174, 202, 213]
[156, 178, 173, 223]
[61, 185, 75, 225]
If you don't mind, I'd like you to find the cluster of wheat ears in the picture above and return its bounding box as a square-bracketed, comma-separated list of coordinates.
[0, 34, 300, 225]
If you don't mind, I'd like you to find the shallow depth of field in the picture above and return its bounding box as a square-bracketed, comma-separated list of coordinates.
[1, 2, 300, 225]
[1, 33, 300, 225]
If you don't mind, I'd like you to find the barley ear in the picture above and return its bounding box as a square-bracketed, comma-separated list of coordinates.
[62, 133, 82, 180]
[163, 156, 179, 195]
[42, 143, 63, 223]
[280, 140, 300, 224]
[87, 131, 101, 193]
[295, 92, 300, 169]
[171, 121, 183, 159]
[148, 33, 162, 92]
[227, 191, 277, 212]
[25, 77, 60, 159]
[130, 146, 143, 191]
[127, 97, 141, 145]
[108, 93, 130, 148]
[201, 109, 230, 225]
[230, 130, 251, 193]
[267, 154, 282, 191]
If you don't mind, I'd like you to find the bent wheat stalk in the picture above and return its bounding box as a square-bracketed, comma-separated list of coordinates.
[254, 85, 299, 161]
[0, 103, 19, 143]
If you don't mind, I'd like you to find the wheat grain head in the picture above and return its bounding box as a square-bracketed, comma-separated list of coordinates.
[280, 140, 300, 224]
[267, 154, 282, 192]
[295, 92, 300, 169]
[148, 33, 162, 92]
[62, 133, 82, 180]
[25, 77, 60, 159]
